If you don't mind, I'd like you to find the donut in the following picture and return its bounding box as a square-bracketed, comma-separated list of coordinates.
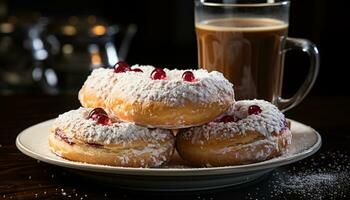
[105, 66, 234, 128]
[78, 63, 234, 128]
[176, 100, 292, 167]
[48, 107, 175, 167]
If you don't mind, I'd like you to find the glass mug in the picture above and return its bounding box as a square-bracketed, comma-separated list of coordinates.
[195, 0, 320, 112]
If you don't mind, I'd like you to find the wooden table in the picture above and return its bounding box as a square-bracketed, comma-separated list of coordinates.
[1, 95, 349, 200]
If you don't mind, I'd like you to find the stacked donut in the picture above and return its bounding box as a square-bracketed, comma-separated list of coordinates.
[49, 61, 291, 167]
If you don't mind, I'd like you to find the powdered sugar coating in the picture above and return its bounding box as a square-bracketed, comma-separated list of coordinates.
[78, 68, 117, 103]
[228, 100, 287, 135]
[79, 65, 233, 107]
[108, 66, 234, 106]
[52, 107, 173, 146]
[78, 65, 155, 105]
[181, 100, 289, 143]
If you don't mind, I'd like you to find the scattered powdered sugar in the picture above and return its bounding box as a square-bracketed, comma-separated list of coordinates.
[245, 151, 350, 199]
[182, 100, 289, 144]
[108, 66, 234, 106]
[280, 172, 337, 189]
[53, 107, 174, 146]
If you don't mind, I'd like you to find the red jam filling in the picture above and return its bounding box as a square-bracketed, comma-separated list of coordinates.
[55, 129, 75, 145]
[86, 142, 103, 148]
[216, 115, 240, 123]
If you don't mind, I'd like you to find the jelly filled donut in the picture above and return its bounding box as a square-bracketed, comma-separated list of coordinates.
[176, 100, 292, 167]
[48, 107, 175, 167]
[106, 67, 234, 128]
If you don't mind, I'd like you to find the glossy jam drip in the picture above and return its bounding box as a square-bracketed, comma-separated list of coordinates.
[88, 108, 107, 120]
[95, 114, 111, 125]
[182, 71, 196, 82]
[114, 61, 131, 73]
[132, 68, 143, 72]
[88, 108, 111, 125]
[150, 68, 166, 80]
[248, 105, 262, 115]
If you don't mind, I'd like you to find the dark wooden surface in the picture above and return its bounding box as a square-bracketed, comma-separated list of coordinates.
[1, 95, 350, 200]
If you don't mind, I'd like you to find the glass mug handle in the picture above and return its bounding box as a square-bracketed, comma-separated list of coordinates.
[275, 37, 320, 112]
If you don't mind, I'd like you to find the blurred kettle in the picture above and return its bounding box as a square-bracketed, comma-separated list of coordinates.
[0, 13, 49, 94]
[38, 15, 137, 94]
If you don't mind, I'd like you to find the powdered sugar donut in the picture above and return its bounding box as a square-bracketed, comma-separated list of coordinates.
[176, 100, 292, 167]
[48, 107, 175, 167]
[106, 66, 234, 128]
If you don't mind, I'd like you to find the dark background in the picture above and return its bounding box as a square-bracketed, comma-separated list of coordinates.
[1, 1, 350, 199]
[3, 0, 349, 96]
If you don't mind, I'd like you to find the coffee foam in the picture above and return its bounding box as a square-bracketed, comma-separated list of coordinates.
[196, 17, 288, 32]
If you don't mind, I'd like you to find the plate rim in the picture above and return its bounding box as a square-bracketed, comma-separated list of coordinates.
[16, 118, 322, 176]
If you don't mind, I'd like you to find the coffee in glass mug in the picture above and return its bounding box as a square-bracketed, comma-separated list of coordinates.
[195, 0, 319, 111]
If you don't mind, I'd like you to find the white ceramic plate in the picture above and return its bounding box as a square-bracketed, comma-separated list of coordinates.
[16, 119, 321, 191]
